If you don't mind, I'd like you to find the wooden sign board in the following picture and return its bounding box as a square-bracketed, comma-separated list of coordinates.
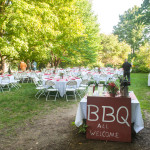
[86, 96, 131, 142]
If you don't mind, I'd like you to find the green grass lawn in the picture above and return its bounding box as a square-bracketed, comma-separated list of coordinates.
[0, 73, 150, 135]
[0, 83, 77, 134]
[129, 73, 150, 113]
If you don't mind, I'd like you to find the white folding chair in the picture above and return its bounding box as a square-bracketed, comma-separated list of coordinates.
[13, 73, 21, 87]
[45, 80, 59, 101]
[65, 80, 77, 101]
[30, 72, 38, 82]
[76, 79, 88, 99]
[20, 72, 29, 83]
[109, 74, 118, 82]
[0, 77, 10, 91]
[33, 79, 46, 99]
[99, 74, 108, 84]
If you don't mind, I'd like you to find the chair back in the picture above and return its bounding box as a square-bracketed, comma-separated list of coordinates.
[81, 79, 88, 85]
[66, 80, 77, 89]
[45, 80, 55, 87]
[66, 80, 77, 86]
[33, 78, 39, 87]
[1, 77, 10, 83]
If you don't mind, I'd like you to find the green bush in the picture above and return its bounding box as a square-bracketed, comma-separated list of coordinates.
[99, 81, 105, 84]
[138, 66, 150, 73]
[88, 80, 95, 86]
[132, 65, 150, 73]
[105, 64, 113, 68]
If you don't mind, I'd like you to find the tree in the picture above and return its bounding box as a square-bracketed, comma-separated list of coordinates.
[113, 6, 145, 56]
[47, 0, 101, 68]
[98, 34, 131, 67]
[138, 0, 150, 25]
[0, 0, 17, 73]
[137, 0, 150, 44]
[0, 0, 101, 71]
[133, 43, 150, 72]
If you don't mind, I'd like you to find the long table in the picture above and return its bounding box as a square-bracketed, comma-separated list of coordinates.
[75, 91, 144, 133]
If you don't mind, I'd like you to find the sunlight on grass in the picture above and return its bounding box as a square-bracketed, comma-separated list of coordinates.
[129, 73, 150, 113]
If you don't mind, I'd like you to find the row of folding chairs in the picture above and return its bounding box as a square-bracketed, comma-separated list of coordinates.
[0, 76, 21, 92]
[33, 78, 89, 101]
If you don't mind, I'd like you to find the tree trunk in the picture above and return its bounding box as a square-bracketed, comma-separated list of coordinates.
[55, 59, 61, 69]
[0, 54, 5, 74]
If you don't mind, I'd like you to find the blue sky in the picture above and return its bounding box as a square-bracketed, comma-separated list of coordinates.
[91, 0, 144, 34]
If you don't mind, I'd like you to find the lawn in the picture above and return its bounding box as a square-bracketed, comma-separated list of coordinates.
[0, 83, 77, 134]
[0, 73, 150, 135]
[129, 73, 150, 113]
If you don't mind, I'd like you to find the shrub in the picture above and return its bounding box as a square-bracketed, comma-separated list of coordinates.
[105, 64, 113, 68]
[88, 80, 95, 86]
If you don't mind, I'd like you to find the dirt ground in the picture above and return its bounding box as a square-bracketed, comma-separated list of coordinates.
[0, 103, 150, 150]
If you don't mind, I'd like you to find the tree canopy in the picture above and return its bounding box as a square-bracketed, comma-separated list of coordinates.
[0, 0, 143, 73]
[0, 0, 102, 71]
[97, 34, 131, 67]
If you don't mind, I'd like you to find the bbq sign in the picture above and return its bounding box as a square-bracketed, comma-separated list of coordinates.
[86, 96, 131, 142]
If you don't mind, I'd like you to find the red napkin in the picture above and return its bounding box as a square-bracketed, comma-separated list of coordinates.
[44, 74, 51, 75]
[57, 79, 60, 81]
[7, 75, 12, 76]
[66, 79, 68, 81]
[75, 77, 80, 79]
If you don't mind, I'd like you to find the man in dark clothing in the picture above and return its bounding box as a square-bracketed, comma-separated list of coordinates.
[122, 59, 132, 82]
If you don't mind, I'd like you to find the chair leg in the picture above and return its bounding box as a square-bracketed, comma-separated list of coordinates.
[46, 92, 50, 101]
[37, 89, 45, 99]
[74, 91, 77, 101]
[66, 93, 68, 101]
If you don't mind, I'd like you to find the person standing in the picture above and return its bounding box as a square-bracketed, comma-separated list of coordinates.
[27, 59, 31, 71]
[32, 60, 37, 71]
[20, 60, 27, 71]
[122, 59, 132, 82]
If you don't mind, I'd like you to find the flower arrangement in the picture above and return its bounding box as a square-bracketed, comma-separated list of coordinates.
[107, 82, 119, 97]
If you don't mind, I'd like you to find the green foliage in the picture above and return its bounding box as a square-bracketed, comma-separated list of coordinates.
[72, 121, 88, 134]
[137, 0, 150, 26]
[132, 65, 150, 73]
[98, 34, 131, 66]
[0, 0, 101, 69]
[88, 80, 95, 86]
[105, 64, 113, 68]
[78, 123, 88, 134]
[99, 81, 105, 85]
[132, 43, 150, 73]
[113, 6, 145, 54]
